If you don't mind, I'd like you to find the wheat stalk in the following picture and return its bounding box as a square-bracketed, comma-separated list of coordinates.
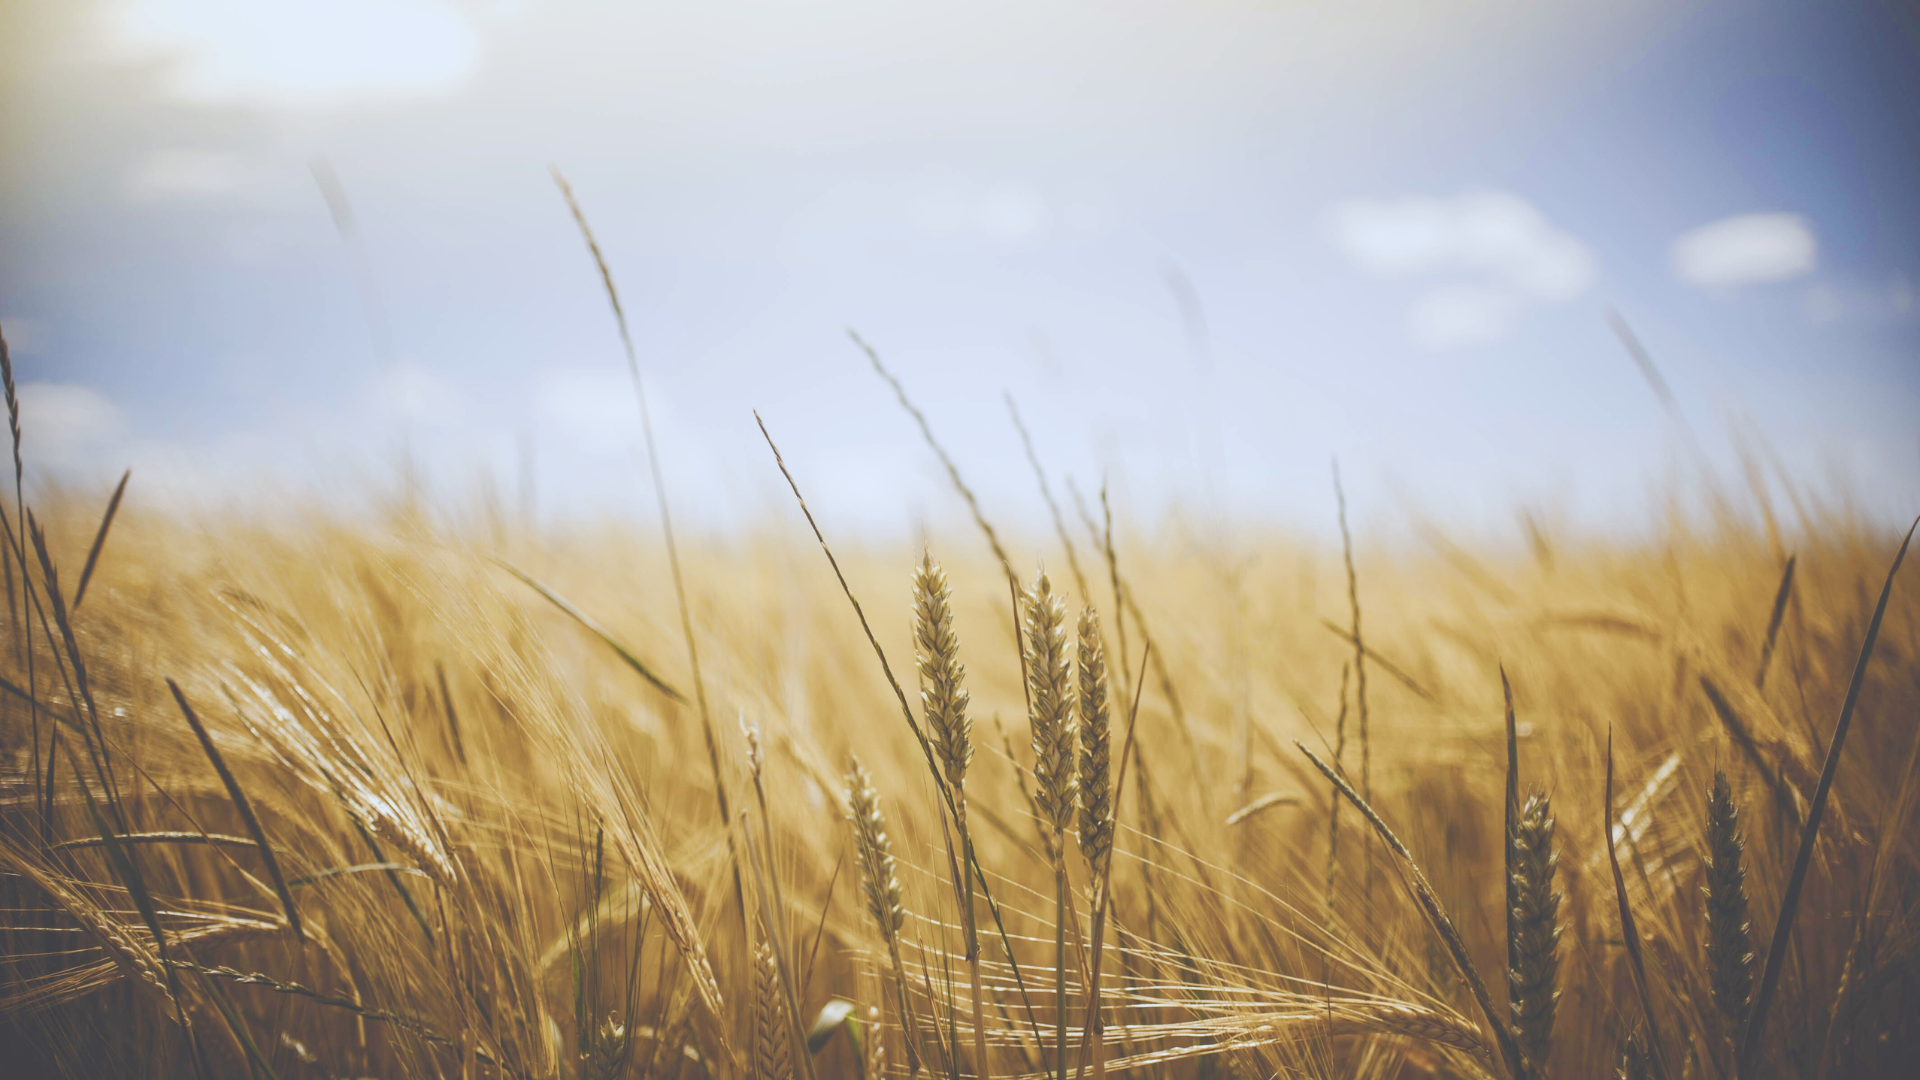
[912, 553, 989, 1080]
[1075, 604, 1114, 1080]
[1022, 569, 1076, 1080]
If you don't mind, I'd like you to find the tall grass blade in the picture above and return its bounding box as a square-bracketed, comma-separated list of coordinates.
[168, 678, 304, 942]
[1606, 728, 1672, 1080]
[1295, 740, 1526, 1079]
[1754, 554, 1795, 690]
[72, 468, 129, 611]
[1737, 516, 1916, 1078]
[492, 558, 688, 704]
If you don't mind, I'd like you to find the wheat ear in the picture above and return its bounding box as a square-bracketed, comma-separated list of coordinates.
[848, 756, 921, 1080]
[1076, 605, 1113, 880]
[864, 1005, 889, 1080]
[755, 935, 797, 1080]
[1703, 770, 1755, 1040]
[1616, 1029, 1652, 1080]
[1075, 604, 1115, 1080]
[1022, 569, 1076, 1080]
[1507, 792, 1561, 1074]
[912, 553, 988, 1080]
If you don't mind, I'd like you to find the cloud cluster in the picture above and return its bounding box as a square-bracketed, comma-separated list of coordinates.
[1327, 190, 1595, 348]
[1670, 213, 1817, 288]
[15, 383, 125, 473]
[111, 0, 487, 107]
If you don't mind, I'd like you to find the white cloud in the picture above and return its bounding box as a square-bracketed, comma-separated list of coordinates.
[1797, 274, 1918, 326]
[1410, 285, 1523, 349]
[111, 0, 484, 107]
[977, 186, 1050, 242]
[909, 182, 1055, 244]
[538, 368, 639, 456]
[375, 363, 461, 424]
[1327, 190, 1594, 301]
[126, 149, 255, 199]
[1671, 213, 1816, 288]
[1326, 190, 1593, 349]
[15, 383, 126, 472]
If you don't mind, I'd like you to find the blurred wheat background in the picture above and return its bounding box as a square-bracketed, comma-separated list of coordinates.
[5, 1, 1920, 1077]
[2, 325, 1915, 1076]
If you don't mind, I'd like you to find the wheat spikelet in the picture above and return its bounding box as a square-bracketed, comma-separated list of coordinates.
[755, 937, 797, 1080]
[848, 757, 905, 939]
[864, 1005, 889, 1080]
[916, 554, 991, 1080]
[1615, 1029, 1651, 1080]
[581, 1014, 635, 1080]
[912, 553, 973, 791]
[1507, 792, 1561, 1073]
[1023, 569, 1077, 836]
[1076, 604, 1113, 879]
[1703, 769, 1755, 1037]
[847, 755, 920, 1076]
[1349, 1003, 1490, 1057]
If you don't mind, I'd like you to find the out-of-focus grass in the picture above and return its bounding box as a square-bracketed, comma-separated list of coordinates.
[1, 458, 1916, 1078]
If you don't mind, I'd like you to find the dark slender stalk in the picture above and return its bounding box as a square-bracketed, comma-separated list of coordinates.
[1296, 740, 1525, 1080]
[1754, 555, 1796, 691]
[72, 468, 129, 611]
[493, 558, 687, 703]
[1737, 517, 1915, 1078]
[169, 679, 304, 942]
[1, 327, 41, 839]
[1006, 394, 1090, 601]
[1606, 729, 1673, 1080]
[1327, 662, 1350, 914]
[851, 330, 1016, 589]
[757, 412, 1046, 1046]
[1502, 667, 1520, 1017]
[1332, 461, 1371, 899]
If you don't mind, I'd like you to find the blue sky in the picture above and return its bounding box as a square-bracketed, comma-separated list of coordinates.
[1, 0, 1915, 540]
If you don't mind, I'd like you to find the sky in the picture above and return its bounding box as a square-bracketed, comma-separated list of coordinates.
[1, 0, 1917, 542]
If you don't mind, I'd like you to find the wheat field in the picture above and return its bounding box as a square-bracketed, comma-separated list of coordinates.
[2, 345, 1916, 1080]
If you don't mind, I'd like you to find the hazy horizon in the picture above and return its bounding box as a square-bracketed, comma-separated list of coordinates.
[3, 0, 1917, 542]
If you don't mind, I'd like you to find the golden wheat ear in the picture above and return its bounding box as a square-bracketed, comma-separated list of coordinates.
[1075, 603, 1113, 881]
[846, 756, 921, 1079]
[755, 935, 798, 1080]
[1506, 792, 1561, 1074]
[1703, 770, 1756, 1041]
[912, 553, 973, 793]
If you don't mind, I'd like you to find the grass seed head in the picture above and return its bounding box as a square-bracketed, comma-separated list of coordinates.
[847, 756, 905, 940]
[1023, 568, 1077, 838]
[1616, 1028, 1651, 1080]
[912, 553, 972, 792]
[754, 937, 796, 1080]
[1076, 603, 1113, 878]
[1704, 769, 1755, 1036]
[1508, 791, 1562, 1072]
